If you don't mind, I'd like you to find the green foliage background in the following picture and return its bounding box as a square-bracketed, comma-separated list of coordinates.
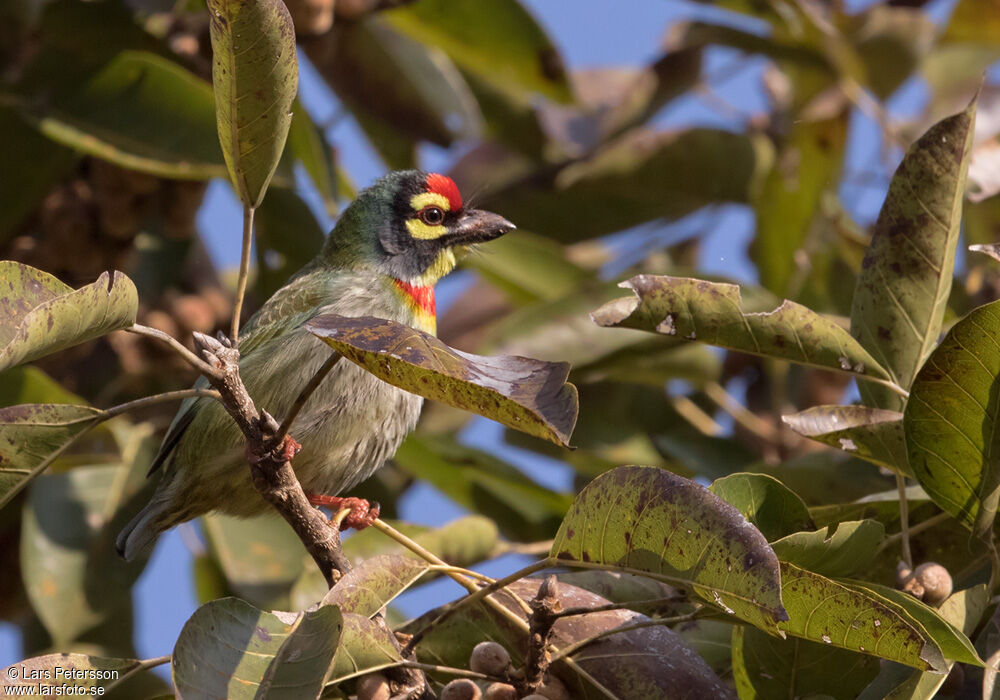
[2, 0, 1000, 697]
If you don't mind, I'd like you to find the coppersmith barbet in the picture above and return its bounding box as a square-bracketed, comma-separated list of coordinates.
[116, 170, 513, 560]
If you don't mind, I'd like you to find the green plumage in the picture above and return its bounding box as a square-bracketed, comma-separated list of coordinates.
[116, 171, 513, 560]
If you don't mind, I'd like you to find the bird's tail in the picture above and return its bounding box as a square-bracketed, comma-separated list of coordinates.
[115, 497, 172, 561]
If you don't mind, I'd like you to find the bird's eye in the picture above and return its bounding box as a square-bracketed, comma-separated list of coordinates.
[418, 206, 445, 226]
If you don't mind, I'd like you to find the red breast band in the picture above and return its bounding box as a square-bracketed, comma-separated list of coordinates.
[394, 279, 436, 316]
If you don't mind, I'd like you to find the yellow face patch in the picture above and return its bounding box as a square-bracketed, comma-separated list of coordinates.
[412, 248, 456, 287]
[406, 192, 451, 240]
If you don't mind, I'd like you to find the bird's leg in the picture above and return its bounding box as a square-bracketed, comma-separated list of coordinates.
[306, 494, 381, 531]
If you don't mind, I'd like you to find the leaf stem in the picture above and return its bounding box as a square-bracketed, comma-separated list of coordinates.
[102, 656, 172, 694]
[896, 473, 913, 568]
[231, 204, 255, 345]
[103, 388, 220, 418]
[126, 324, 222, 378]
[862, 375, 909, 400]
[272, 350, 341, 445]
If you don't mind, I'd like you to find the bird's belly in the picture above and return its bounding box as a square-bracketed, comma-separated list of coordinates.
[282, 359, 423, 497]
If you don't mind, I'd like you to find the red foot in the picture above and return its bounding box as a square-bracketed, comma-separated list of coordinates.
[306, 494, 380, 531]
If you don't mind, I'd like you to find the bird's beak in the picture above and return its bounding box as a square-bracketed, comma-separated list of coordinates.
[449, 209, 515, 245]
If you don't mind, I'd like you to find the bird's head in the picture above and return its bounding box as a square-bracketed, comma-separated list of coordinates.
[322, 170, 514, 287]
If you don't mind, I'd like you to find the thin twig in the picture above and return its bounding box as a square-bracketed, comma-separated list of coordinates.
[103, 656, 172, 694]
[272, 350, 341, 445]
[492, 540, 555, 558]
[126, 324, 223, 379]
[704, 382, 776, 443]
[325, 660, 505, 688]
[895, 473, 912, 568]
[399, 555, 550, 656]
[231, 204, 255, 345]
[548, 612, 701, 664]
[103, 388, 220, 418]
[552, 595, 688, 620]
[877, 511, 950, 556]
[670, 395, 722, 436]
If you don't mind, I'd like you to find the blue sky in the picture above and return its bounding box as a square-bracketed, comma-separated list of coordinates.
[0, 0, 965, 679]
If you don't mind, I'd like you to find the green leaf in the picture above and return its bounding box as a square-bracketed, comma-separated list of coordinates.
[839, 581, 983, 668]
[0, 263, 138, 372]
[0, 404, 106, 509]
[732, 625, 880, 700]
[777, 563, 961, 672]
[754, 116, 848, 297]
[287, 100, 339, 216]
[467, 229, 591, 304]
[254, 188, 325, 298]
[255, 606, 342, 700]
[942, 0, 1000, 44]
[384, 0, 572, 103]
[393, 434, 572, 541]
[305, 17, 479, 150]
[321, 555, 429, 619]
[207, 0, 297, 208]
[202, 513, 306, 609]
[0, 366, 86, 407]
[783, 405, 910, 476]
[17, 51, 227, 180]
[307, 314, 578, 447]
[904, 299, 1000, 535]
[550, 465, 788, 633]
[328, 612, 401, 685]
[475, 129, 765, 242]
[709, 472, 814, 541]
[172, 597, 340, 700]
[1, 654, 148, 696]
[850, 97, 977, 410]
[862, 585, 988, 699]
[0, 107, 76, 244]
[592, 275, 891, 382]
[770, 520, 885, 577]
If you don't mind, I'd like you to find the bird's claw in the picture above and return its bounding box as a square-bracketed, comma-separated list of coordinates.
[246, 434, 301, 465]
[306, 494, 380, 531]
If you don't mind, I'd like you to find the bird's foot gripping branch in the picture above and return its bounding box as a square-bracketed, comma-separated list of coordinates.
[191, 330, 354, 587]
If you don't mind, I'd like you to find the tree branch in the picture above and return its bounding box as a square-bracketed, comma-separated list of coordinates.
[521, 575, 562, 696]
[189, 332, 428, 699]
[191, 332, 352, 584]
[126, 324, 223, 379]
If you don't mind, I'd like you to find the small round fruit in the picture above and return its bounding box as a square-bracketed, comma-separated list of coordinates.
[440, 679, 482, 700]
[469, 641, 511, 676]
[356, 672, 390, 700]
[483, 683, 517, 700]
[913, 562, 953, 606]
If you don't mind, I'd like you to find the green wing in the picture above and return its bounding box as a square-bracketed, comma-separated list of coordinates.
[148, 262, 331, 473]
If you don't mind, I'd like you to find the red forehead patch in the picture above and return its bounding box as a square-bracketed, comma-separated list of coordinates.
[425, 173, 462, 211]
